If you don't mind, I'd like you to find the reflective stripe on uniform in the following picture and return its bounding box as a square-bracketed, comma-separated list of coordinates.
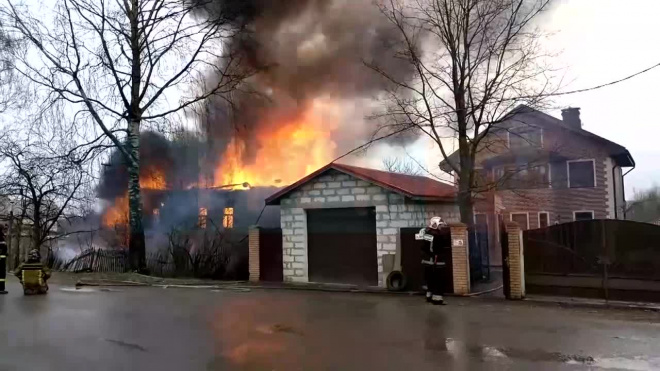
[421, 259, 446, 266]
[0, 255, 6, 258]
[0, 279, 5, 282]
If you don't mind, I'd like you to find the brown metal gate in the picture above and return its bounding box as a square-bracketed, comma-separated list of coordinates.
[307, 207, 377, 286]
[400, 227, 453, 293]
[524, 220, 660, 302]
[259, 228, 283, 282]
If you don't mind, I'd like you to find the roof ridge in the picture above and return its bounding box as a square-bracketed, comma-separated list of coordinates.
[333, 162, 447, 182]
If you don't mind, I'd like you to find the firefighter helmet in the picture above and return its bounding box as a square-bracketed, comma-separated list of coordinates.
[428, 216, 445, 229]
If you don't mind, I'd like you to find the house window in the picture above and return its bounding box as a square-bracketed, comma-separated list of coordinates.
[538, 212, 549, 228]
[568, 160, 596, 188]
[199, 208, 208, 229]
[223, 207, 234, 228]
[574, 211, 594, 221]
[510, 212, 529, 230]
[495, 163, 550, 189]
[508, 126, 543, 149]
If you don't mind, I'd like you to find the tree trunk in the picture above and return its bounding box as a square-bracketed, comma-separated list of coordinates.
[454, 81, 474, 228]
[126, 0, 146, 272]
[32, 203, 40, 255]
[127, 119, 146, 272]
[8, 211, 15, 270]
[458, 162, 474, 228]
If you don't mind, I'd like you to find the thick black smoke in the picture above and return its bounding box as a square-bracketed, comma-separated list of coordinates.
[193, 0, 416, 169]
[97, 131, 201, 200]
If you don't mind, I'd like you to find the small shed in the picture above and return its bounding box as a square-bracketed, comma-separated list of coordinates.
[263, 163, 459, 287]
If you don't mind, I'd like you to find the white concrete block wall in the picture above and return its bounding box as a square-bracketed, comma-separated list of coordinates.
[279, 170, 459, 287]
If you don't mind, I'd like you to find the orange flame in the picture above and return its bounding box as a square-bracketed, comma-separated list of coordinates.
[102, 168, 167, 227]
[213, 104, 337, 188]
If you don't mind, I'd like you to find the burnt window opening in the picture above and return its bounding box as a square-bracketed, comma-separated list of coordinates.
[199, 207, 208, 229]
[223, 207, 234, 229]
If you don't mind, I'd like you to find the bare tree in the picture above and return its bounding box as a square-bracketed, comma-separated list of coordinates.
[382, 156, 422, 176]
[368, 0, 558, 226]
[2, 0, 253, 271]
[626, 186, 660, 223]
[0, 135, 90, 262]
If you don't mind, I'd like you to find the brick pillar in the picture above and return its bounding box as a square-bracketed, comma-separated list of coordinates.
[248, 226, 260, 282]
[449, 223, 470, 295]
[505, 222, 525, 299]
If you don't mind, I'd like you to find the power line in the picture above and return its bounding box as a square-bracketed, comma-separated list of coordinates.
[332, 61, 660, 163]
[538, 61, 660, 98]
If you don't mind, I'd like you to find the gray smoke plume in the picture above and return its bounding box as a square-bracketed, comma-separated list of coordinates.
[193, 0, 416, 168]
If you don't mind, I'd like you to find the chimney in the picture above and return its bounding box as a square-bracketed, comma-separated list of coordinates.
[561, 107, 581, 129]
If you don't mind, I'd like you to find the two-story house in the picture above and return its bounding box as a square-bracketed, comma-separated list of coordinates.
[440, 105, 635, 266]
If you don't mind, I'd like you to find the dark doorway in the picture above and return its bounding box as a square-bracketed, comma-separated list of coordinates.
[307, 207, 377, 286]
[259, 228, 283, 282]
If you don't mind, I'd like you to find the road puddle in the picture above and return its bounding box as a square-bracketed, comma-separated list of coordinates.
[593, 356, 660, 370]
[59, 287, 97, 293]
[432, 338, 657, 370]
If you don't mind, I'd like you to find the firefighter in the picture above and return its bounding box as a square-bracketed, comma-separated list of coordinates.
[15, 249, 51, 295]
[416, 216, 448, 305]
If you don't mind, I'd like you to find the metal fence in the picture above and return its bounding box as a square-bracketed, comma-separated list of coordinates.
[523, 219, 660, 301]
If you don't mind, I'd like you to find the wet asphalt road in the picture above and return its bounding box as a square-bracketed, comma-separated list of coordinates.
[2, 278, 660, 371]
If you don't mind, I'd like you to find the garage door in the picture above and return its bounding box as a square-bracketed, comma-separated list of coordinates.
[307, 207, 377, 286]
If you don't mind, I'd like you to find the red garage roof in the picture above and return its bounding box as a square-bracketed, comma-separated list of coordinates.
[265, 163, 456, 205]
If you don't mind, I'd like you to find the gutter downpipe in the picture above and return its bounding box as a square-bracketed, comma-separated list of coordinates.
[621, 154, 636, 219]
[612, 164, 619, 219]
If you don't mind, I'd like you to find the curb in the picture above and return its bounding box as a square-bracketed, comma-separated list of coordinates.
[75, 279, 422, 295]
[522, 296, 660, 312]
[73, 279, 660, 312]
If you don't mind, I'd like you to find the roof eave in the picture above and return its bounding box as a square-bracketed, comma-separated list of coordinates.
[613, 150, 635, 168]
[409, 196, 457, 202]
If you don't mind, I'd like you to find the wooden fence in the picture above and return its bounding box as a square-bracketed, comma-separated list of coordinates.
[61, 248, 129, 273]
[58, 248, 228, 278]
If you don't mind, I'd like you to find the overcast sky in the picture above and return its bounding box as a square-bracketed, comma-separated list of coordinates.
[387, 0, 660, 198]
[548, 0, 660, 197]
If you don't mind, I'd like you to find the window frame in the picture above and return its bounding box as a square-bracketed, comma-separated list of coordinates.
[567, 159, 597, 188]
[493, 163, 551, 189]
[223, 207, 234, 229]
[573, 210, 595, 221]
[199, 207, 208, 229]
[538, 211, 550, 228]
[510, 212, 529, 230]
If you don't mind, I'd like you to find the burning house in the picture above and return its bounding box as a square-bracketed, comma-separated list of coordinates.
[92, 0, 430, 277]
[98, 132, 281, 244]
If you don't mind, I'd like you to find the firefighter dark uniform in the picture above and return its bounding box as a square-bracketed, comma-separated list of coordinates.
[416, 217, 449, 305]
[15, 249, 51, 295]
